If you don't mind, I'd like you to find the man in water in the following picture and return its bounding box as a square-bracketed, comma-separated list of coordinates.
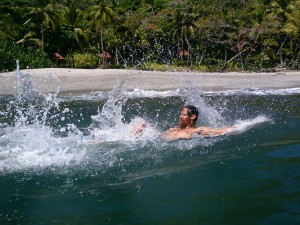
[90, 105, 234, 143]
[161, 105, 235, 140]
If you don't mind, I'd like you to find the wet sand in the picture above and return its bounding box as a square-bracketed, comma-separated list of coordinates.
[0, 68, 300, 96]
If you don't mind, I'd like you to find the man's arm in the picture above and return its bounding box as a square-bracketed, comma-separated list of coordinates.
[194, 126, 235, 136]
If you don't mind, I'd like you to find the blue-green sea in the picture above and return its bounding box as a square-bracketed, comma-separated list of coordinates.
[0, 69, 300, 225]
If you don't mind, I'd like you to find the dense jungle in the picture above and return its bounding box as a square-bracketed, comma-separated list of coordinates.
[1, 0, 300, 72]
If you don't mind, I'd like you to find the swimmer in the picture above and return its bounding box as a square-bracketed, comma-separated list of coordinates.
[88, 105, 234, 143]
[161, 105, 235, 140]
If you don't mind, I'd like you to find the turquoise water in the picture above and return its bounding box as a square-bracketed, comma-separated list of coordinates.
[0, 70, 300, 224]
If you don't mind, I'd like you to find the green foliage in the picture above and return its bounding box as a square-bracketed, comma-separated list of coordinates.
[141, 62, 176, 71]
[72, 53, 98, 68]
[0, 40, 51, 72]
[0, 0, 30, 7]
[140, 62, 209, 72]
[1, 0, 300, 71]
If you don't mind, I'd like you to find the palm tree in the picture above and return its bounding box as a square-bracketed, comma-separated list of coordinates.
[16, 31, 43, 47]
[263, 0, 300, 67]
[283, 0, 300, 68]
[88, 0, 116, 67]
[0, 1, 24, 41]
[60, 0, 88, 67]
[165, 1, 201, 65]
[22, 2, 59, 50]
[278, 0, 300, 68]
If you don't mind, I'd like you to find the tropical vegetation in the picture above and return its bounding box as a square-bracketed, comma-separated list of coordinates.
[1, 0, 300, 72]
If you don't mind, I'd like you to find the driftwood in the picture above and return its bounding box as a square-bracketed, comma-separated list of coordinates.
[221, 46, 251, 71]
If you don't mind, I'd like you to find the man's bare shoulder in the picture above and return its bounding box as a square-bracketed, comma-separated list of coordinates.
[161, 127, 194, 140]
[168, 127, 180, 130]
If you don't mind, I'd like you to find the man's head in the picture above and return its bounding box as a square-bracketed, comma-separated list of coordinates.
[179, 105, 199, 128]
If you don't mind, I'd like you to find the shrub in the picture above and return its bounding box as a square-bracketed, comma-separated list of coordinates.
[73, 53, 98, 69]
[0, 40, 52, 72]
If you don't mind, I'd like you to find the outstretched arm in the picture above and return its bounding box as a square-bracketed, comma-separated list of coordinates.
[195, 126, 235, 136]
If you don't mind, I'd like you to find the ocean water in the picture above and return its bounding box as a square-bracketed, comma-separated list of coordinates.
[0, 69, 300, 225]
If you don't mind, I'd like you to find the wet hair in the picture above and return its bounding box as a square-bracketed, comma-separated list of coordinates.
[183, 105, 199, 123]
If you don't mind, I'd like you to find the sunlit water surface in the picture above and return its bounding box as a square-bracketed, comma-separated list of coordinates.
[0, 68, 300, 225]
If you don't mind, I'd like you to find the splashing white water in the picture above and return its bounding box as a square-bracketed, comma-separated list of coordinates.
[90, 80, 127, 129]
[180, 88, 225, 127]
[0, 125, 86, 173]
[0, 61, 86, 173]
[88, 80, 162, 142]
[89, 117, 160, 143]
[230, 115, 272, 134]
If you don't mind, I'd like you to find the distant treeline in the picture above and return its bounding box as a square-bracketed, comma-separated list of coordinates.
[1, 0, 300, 72]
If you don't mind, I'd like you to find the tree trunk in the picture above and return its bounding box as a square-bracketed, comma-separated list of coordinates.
[222, 47, 251, 71]
[114, 47, 118, 65]
[120, 45, 127, 68]
[100, 28, 105, 68]
[224, 48, 227, 65]
[41, 25, 44, 51]
[199, 49, 206, 65]
[70, 48, 75, 68]
[277, 36, 287, 68]
[97, 40, 101, 66]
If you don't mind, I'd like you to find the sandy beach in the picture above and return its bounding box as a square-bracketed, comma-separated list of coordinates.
[1, 68, 300, 96]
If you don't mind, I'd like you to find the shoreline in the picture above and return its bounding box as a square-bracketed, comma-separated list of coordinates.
[1, 68, 300, 96]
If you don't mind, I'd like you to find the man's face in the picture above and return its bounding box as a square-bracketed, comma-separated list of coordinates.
[179, 108, 192, 128]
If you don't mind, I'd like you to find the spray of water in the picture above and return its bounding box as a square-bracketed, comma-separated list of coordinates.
[90, 80, 127, 129]
[88, 79, 160, 143]
[0, 61, 86, 173]
[181, 88, 225, 127]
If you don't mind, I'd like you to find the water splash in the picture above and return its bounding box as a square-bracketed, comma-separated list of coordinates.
[14, 60, 36, 103]
[0, 61, 86, 173]
[2, 60, 64, 127]
[90, 80, 127, 129]
[232, 115, 272, 134]
[179, 87, 225, 127]
[88, 79, 160, 143]
[0, 126, 86, 173]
